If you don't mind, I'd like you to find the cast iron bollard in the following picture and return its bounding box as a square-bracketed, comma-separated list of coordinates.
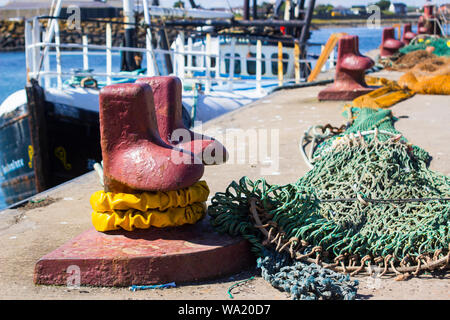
[380, 27, 405, 58]
[418, 21, 431, 35]
[318, 35, 375, 101]
[136, 76, 228, 165]
[418, 4, 440, 36]
[402, 24, 416, 45]
[99, 82, 205, 193]
[33, 79, 252, 287]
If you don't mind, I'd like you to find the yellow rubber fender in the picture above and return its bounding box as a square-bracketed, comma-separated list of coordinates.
[91, 180, 210, 213]
[92, 202, 207, 232]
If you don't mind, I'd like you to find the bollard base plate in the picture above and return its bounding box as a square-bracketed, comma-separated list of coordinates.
[33, 217, 254, 287]
[318, 85, 375, 101]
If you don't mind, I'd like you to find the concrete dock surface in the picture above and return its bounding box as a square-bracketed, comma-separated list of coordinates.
[0, 71, 449, 300]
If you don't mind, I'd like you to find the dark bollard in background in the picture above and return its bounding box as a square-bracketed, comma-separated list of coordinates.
[380, 27, 405, 58]
[402, 24, 416, 45]
[318, 35, 376, 101]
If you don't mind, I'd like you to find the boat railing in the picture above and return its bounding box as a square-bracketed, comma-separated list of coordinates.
[25, 6, 330, 94]
[436, 9, 449, 36]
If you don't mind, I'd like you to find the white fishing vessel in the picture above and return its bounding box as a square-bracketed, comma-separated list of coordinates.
[0, 0, 318, 206]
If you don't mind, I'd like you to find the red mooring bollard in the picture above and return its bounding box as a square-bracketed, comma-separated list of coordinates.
[402, 24, 416, 45]
[318, 35, 375, 101]
[418, 6, 440, 36]
[136, 76, 228, 165]
[423, 3, 434, 18]
[380, 27, 405, 58]
[33, 80, 253, 288]
[99, 82, 205, 193]
[418, 20, 430, 35]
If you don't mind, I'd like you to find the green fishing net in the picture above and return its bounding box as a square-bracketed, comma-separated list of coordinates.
[399, 37, 450, 57]
[208, 107, 449, 271]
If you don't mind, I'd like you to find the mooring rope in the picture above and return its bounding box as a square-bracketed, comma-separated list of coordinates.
[258, 249, 359, 300]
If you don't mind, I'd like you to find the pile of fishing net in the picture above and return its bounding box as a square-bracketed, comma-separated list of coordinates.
[208, 107, 449, 300]
[366, 56, 450, 97]
[397, 56, 450, 95]
[380, 37, 450, 74]
[380, 47, 450, 95]
[355, 76, 414, 109]
[399, 36, 450, 57]
[389, 50, 436, 71]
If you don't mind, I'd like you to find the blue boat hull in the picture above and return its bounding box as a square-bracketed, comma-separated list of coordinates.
[0, 81, 102, 207]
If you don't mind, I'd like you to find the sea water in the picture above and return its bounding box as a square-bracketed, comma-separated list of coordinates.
[0, 26, 416, 103]
[308, 25, 411, 56]
[0, 25, 413, 209]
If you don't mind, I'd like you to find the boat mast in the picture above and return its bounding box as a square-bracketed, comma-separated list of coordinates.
[244, 0, 250, 20]
[188, 0, 198, 9]
[298, 0, 315, 78]
[34, 0, 63, 83]
[121, 0, 139, 71]
[242, 0, 258, 20]
[252, 0, 258, 19]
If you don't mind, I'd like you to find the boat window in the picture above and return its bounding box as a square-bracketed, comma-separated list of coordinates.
[224, 53, 241, 75]
[184, 55, 195, 67]
[187, 55, 215, 68]
[185, 55, 197, 67]
[246, 53, 266, 75]
[271, 53, 289, 75]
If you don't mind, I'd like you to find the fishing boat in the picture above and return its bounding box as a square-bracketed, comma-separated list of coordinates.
[0, 0, 318, 207]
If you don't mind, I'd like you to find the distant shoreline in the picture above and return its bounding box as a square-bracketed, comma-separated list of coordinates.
[312, 17, 419, 29]
[0, 15, 421, 52]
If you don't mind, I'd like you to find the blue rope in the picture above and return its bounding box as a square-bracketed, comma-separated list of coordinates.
[129, 282, 176, 292]
[257, 249, 358, 300]
[227, 276, 255, 299]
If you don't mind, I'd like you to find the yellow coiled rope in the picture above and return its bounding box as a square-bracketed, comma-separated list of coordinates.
[91, 180, 210, 232]
[354, 76, 415, 109]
